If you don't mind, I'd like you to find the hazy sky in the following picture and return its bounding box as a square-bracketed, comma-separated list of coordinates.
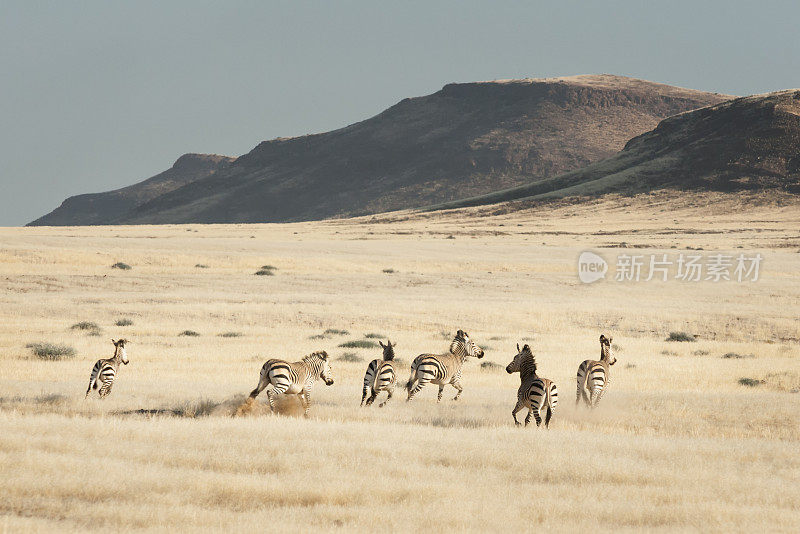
[2, 1, 799, 226]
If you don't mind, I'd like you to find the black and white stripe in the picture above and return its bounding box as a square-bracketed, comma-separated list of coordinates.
[406, 330, 484, 402]
[506, 343, 557, 427]
[248, 350, 334, 417]
[576, 334, 617, 408]
[362, 340, 397, 407]
[85, 339, 129, 399]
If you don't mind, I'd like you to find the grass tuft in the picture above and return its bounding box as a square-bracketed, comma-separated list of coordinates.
[254, 269, 275, 276]
[111, 262, 132, 270]
[179, 330, 200, 337]
[115, 318, 134, 327]
[666, 331, 696, 342]
[324, 329, 349, 336]
[364, 333, 385, 339]
[70, 321, 99, 331]
[480, 361, 504, 371]
[337, 352, 363, 363]
[218, 332, 243, 338]
[382, 268, 395, 274]
[738, 377, 764, 387]
[338, 340, 378, 349]
[195, 264, 209, 269]
[692, 350, 709, 356]
[722, 352, 754, 359]
[27, 343, 76, 360]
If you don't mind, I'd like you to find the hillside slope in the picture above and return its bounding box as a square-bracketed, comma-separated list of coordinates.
[31, 75, 728, 225]
[436, 90, 800, 210]
[29, 154, 234, 226]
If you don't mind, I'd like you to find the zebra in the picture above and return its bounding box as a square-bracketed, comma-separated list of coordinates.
[361, 339, 397, 407]
[506, 343, 558, 427]
[406, 329, 484, 402]
[576, 334, 617, 408]
[248, 350, 334, 417]
[85, 339, 130, 399]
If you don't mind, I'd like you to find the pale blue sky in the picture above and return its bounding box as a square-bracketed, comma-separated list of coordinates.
[2, 1, 799, 225]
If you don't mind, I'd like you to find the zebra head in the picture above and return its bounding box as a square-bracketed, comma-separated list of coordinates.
[506, 343, 535, 374]
[378, 339, 396, 361]
[449, 330, 484, 359]
[316, 351, 335, 385]
[600, 335, 616, 365]
[112, 339, 129, 365]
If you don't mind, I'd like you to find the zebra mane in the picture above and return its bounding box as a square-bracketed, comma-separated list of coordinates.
[517, 344, 537, 378]
[449, 330, 466, 354]
[303, 350, 328, 364]
[382, 342, 395, 361]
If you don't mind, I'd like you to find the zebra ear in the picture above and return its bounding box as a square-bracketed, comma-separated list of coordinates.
[379, 341, 385, 348]
[516, 343, 520, 352]
[608, 336, 613, 343]
[111, 339, 116, 345]
[599, 334, 606, 342]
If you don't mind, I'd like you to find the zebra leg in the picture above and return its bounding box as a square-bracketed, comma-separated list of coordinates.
[361, 385, 370, 406]
[379, 387, 393, 408]
[249, 370, 270, 400]
[85, 378, 95, 399]
[437, 384, 445, 402]
[545, 406, 553, 428]
[590, 388, 601, 408]
[451, 380, 463, 401]
[365, 391, 378, 406]
[266, 389, 276, 413]
[532, 409, 542, 427]
[407, 376, 430, 401]
[512, 401, 524, 426]
[98, 381, 113, 398]
[524, 409, 533, 427]
[301, 390, 311, 417]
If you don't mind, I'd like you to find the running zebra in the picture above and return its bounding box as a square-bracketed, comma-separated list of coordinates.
[576, 334, 617, 408]
[506, 343, 558, 427]
[406, 330, 484, 402]
[361, 340, 397, 407]
[248, 350, 334, 417]
[85, 339, 130, 399]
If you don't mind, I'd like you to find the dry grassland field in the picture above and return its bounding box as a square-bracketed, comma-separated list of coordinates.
[1, 192, 799, 532]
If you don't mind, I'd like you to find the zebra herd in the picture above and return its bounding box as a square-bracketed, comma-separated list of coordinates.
[84, 331, 617, 427]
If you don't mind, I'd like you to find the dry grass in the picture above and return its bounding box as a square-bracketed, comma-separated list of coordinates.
[1, 193, 799, 532]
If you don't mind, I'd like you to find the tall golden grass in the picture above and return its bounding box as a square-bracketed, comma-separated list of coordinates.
[1, 192, 799, 532]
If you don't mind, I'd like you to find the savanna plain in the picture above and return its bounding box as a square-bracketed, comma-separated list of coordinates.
[1, 192, 799, 532]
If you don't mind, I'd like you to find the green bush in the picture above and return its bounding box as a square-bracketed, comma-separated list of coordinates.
[254, 269, 274, 276]
[195, 264, 209, 269]
[666, 331, 696, 342]
[337, 352, 363, 362]
[179, 330, 200, 337]
[115, 318, 134, 327]
[338, 340, 378, 349]
[364, 333, 385, 339]
[111, 262, 132, 270]
[27, 342, 76, 360]
[738, 377, 763, 387]
[723, 352, 754, 359]
[324, 329, 349, 336]
[71, 321, 100, 331]
[480, 361, 503, 371]
[218, 332, 243, 338]
[382, 268, 395, 274]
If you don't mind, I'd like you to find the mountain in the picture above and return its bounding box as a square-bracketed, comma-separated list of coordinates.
[434, 90, 800, 210]
[29, 154, 234, 226]
[30, 75, 729, 225]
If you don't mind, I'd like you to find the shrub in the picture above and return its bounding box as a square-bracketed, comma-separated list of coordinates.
[364, 333, 385, 339]
[723, 352, 754, 359]
[115, 318, 133, 326]
[382, 268, 395, 274]
[738, 377, 763, 387]
[218, 332, 243, 338]
[179, 330, 200, 337]
[692, 350, 709, 356]
[339, 340, 378, 349]
[661, 350, 678, 356]
[195, 264, 209, 269]
[337, 352, 363, 362]
[480, 361, 503, 371]
[324, 329, 349, 336]
[666, 331, 696, 342]
[260, 265, 277, 271]
[254, 269, 274, 276]
[111, 262, 131, 270]
[308, 334, 327, 340]
[27, 342, 76, 360]
[71, 321, 99, 331]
